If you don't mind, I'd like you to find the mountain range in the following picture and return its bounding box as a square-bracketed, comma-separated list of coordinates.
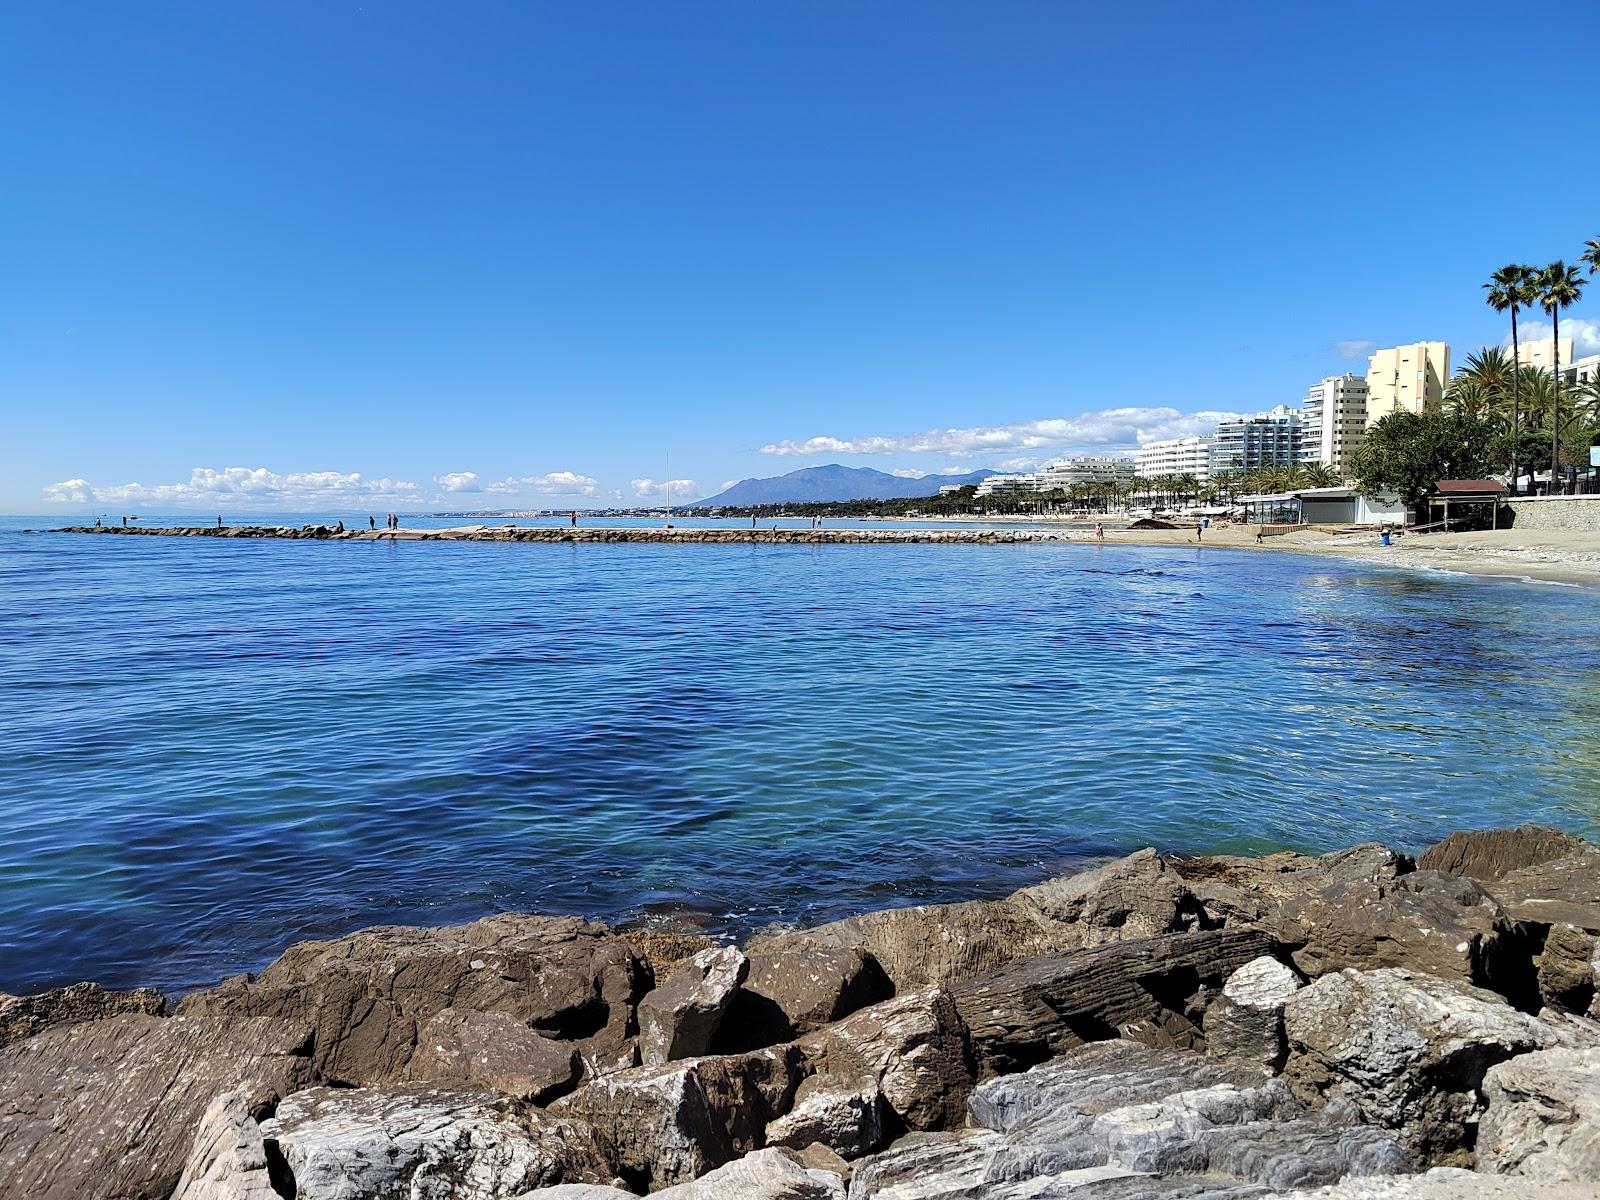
[695, 464, 997, 507]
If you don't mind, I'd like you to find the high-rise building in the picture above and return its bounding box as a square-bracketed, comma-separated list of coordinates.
[1209, 405, 1302, 475]
[1365, 342, 1450, 425]
[1134, 437, 1212, 483]
[1035, 456, 1135, 490]
[1298, 374, 1369, 474]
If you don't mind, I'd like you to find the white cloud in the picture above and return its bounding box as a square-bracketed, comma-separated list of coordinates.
[485, 471, 599, 497]
[1512, 318, 1600, 359]
[43, 467, 421, 508]
[434, 471, 481, 492]
[995, 456, 1046, 472]
[719, 479, 738, 492]
[1335, 339, 1376, 362]
[631, 477, 701, 501]
[890, 468, 927, 479]
[758, 407, 1242, 459]
[42, 478, 91, 504]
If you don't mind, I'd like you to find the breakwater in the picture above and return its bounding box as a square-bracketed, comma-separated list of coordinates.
[51, 523, 1089, 544]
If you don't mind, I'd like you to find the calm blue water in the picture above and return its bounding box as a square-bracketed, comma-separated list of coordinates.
[2, 516, 1598, 995]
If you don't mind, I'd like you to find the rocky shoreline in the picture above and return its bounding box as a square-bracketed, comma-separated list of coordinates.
[50, 523, 1101, 544]
[3, 826, 1600, 1198]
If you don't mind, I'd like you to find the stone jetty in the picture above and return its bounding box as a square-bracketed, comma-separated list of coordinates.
[3, 826, 1600, 1198]
[52, 523, 1088, 545]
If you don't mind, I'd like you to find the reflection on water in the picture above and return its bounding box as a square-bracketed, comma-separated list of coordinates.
[0, 522, 1597, 994]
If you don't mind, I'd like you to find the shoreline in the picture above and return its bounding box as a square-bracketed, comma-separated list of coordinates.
[42, 522, 1600, 587]
[5, 824, 1600, 1197]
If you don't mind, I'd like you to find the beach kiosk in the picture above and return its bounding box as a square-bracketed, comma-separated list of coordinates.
[1423, 479, 1509, 531]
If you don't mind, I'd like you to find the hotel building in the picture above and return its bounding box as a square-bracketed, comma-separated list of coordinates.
[1134, 437, 1213, 483]
[1298, 374, 1369, 474]
[1365, 341, 1451, 425]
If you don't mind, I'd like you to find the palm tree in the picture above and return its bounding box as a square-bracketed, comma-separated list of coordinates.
[1534, 262, 1589, 484]
[1517, 368, 1556, 429]
[1302, 463, 1339, 488]
[1484, 266, 1538, 491]
[1583, 237, 1600, 280]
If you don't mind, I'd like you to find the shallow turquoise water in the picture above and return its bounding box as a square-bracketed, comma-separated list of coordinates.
[2, 517, 1598, 994]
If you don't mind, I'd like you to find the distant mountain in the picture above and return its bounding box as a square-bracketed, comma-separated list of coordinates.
[696, 464, 997, 507]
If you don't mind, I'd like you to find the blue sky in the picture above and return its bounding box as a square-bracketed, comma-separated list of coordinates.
[4, 1, 1598, 512]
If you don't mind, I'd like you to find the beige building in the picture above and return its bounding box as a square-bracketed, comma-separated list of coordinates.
[1514, 335, 1573, 373]
[1365, 342, 1451, 426]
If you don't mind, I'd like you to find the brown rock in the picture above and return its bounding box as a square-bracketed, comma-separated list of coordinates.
[553, 1046, 801, 1190]
[1539, 923, 1599, 1015]
[177, 914, 645, 1085]
[796, 988, 973, 1132]
[1488, 845, 1600, 932]
[0, 1013, 313, 1200]
[619, 930, 718, 983]
[775, 1141, 852, 1184]
[722, 947, 892, 1050]
[0, 980, 166, 1049]
[750, 849, 1208, 990]
[950, 926, 1279, 1076]
[638, 947, 748, 1065]
[408, 1007, 580, 1102]
[1418, 825, 1591, 882]
[764, 1075, 887, 1158]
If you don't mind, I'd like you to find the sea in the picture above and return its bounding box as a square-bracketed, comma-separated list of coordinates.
[2, 512, 1598, 995]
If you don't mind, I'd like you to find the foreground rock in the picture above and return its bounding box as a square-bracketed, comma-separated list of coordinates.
[720, 947, 893, 1049]
[1206, 956, 1303, 1075]
[1282, 967, 1593, 1163]
[1477, 1045, 1600, 1179]
[407, 1007, 580, 1102]
[178, 913, 646, 1084]
[752, 849, 1209, 989]
[262, 1085, 611, 1198]
[0, 980, 165, 1049]
[170, 1091, 281, 1200]
[950, 927, 1278, 1075]
[848, 1039, 1410, 1198]
[554, 1046, 802, 1190]
[1261, 1168, 1599, 1198]
[639, 947, 748, 1065]
[518, 1147, 845, 1199]
[0, 1013, 313, 1200]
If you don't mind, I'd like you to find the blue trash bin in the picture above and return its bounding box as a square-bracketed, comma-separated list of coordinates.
[1381, 530, 1391, 547]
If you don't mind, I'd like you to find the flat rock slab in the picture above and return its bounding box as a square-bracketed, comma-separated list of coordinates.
[263, 1085, 609, 1199]
[1262, 1166, 1600, 1198]
[950, 927, 1279, 1075]
[408, 1007, 579, 1102]
[177, 913, 645, 1085]
[0, 1012, 313, 1200]
[1478, 1045, 1600, 1180]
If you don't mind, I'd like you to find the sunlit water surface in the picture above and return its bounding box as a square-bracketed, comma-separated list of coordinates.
[2, 515, 1597, 993]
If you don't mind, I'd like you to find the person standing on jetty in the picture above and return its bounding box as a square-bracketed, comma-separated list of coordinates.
[368, 515, 375, 530]
[571, 511, 577, 528]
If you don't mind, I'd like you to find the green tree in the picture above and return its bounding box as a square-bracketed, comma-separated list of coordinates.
[1582, 236, 1600, 280]
[1483, 266, 1538, 490]
[1302, 463, 1339, 488]
[1350, 409, 1498, 508]
[1534, 262, 1588, 481]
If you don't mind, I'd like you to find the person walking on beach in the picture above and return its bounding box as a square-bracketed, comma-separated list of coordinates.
[1095, 521, 1104, 540]
[1195, 522, 1203, 542]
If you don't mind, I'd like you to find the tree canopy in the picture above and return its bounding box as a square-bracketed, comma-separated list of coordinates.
[1350, 410, 1498, 507]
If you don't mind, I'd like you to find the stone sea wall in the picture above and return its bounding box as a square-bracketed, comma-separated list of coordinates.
[2, 826, 1599, 1198]
[1507, 496, 1600, 532]
[52, 524, 1081, 545]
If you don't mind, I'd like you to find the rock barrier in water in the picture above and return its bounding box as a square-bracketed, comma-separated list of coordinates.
[2, 825, 1599, 1197]
[50, 524, 1087, 545]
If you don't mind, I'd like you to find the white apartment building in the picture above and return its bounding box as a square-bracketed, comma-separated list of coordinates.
[1559, 351, 1600, 388]
[973, 473, 1040, 498]
[1134, 437, 1212, 483]
[1209, 405, 1302, 475]
[1366, 341, 1451, 425]
[1298, 374, 1369, 474]
[1035, 456, 1135, 489]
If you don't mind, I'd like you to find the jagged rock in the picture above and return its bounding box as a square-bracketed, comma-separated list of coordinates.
[553, 1046, 801, 1190]
[263, 1085, 609, 1198]
[1262, 1166, 1599, 1197]
[1282, 967, 1592, 1163]
[0, 1013, 313, 1200]
[1174, 844, 1412, 928]
[724, 948, 893, 1048]
[620, 930, 718, 982]
[177, 914, 646, 1085]
[751, 849, 1209, 989]
[849, 1039, 1409, 1198]
[1206, 956, 1303, 1074]
[0, 980, 166, 1048]
[170, 1091, 280, 1200]
[766, 1076, 888, 1158]
[1491, 846, 1600, 934]
[408, 1007, 580, 1102]
[652, 1147, 844, 1198]
[1418, 826, 1591, 882]
[796, 987, 974, 1132]
[639, 947, 749, 1065]
[1539, 923, 1599, 1015]
[950, 928, 1278, 1075]
[778, 1141, 853, 1183]
[1477, 1045, 1600, 1179]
